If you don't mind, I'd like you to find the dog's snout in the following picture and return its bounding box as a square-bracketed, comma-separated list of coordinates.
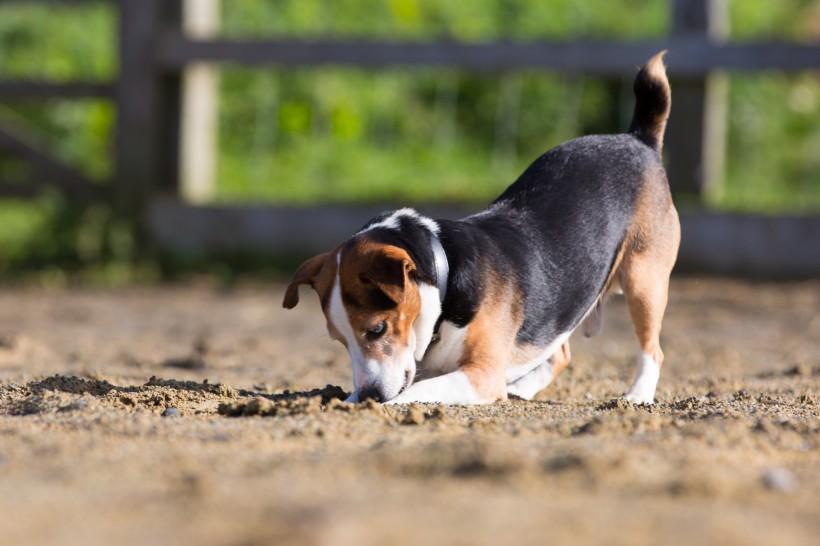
[358, 385, 384, 403]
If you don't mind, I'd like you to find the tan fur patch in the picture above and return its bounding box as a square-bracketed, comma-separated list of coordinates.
[551, 341, 572, 380]
[338, 239, 421, 361]
[282, 251, 337, 310]
[644, 51, 671, 154]
[617, 167, 680, 366]
[459, 269, 524, 401]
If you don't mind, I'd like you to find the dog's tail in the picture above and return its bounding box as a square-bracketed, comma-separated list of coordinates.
[628, 51, 671, 155]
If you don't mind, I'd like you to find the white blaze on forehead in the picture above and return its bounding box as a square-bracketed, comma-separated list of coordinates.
[359, 207, 440, 235]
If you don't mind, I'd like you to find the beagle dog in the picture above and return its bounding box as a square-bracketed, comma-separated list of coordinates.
[283, 52, 679, 405]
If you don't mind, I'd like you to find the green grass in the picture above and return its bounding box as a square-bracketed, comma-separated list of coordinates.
[216, 66, 820, 212]
[719, 73, 820, 212]
[216, 66, 617, 205]
[2, 0, 818, 213]
[221, 0, 667, 40]
[218, 138, 514, 205]
[0, 2, 115, 181]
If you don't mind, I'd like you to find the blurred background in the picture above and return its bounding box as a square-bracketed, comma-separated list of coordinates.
[0, 0, 818, 283]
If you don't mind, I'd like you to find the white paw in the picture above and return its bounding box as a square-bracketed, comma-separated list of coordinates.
[506, 360, 554, 400]
[624, 352, 660, 405]
[624, 391, 655, 405]
[384, 371, 481, 405]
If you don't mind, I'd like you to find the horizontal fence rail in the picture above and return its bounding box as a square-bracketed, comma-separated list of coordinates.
[157, 36, 820, 75]
[3, 0, 112, 4]
[146, 200, 820, 279]
[0, 81, 114, 99]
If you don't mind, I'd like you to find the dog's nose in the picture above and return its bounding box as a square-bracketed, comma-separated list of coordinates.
[358, 385, 384, 403]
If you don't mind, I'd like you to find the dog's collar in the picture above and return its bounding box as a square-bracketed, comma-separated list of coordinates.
[429, 232, 449, 304]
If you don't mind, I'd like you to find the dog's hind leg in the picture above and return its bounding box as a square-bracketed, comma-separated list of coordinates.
[620, 191, 679, 404]
[621, 267, 668, 404]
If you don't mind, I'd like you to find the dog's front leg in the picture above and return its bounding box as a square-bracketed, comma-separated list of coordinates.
[387, 324, 508, 405]
[385, 370, 485, 404]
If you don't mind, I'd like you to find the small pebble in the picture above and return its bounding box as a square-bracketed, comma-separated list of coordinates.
[161, 407, 182, 418]
[762, 466, 796, 492]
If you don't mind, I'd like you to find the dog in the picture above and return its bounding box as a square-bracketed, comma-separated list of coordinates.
[283, 52, 679, 405]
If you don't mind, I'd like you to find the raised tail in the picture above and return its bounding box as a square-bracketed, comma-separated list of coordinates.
[628, 51, 671, 155]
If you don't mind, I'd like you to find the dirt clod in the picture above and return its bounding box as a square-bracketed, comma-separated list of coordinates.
[596, 397, 635, 412]
[326, 398, 350, 412]
[402, 404, 426, 425]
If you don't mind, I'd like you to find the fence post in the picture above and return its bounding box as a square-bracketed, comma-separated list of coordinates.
[115, 0, 182, 224]
[666, 0, 728, 204]
[180, 0, 220, 204]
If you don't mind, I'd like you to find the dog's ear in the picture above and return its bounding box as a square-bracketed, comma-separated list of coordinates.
[283, 253, 331, 309]
[361, 246, 416, 304]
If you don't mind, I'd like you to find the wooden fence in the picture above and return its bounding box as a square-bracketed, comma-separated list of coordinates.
[1, 0, 819, 277]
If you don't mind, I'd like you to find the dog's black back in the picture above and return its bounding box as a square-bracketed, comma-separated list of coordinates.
[436, 135, 664, 346]
[435, 58, 672, 348]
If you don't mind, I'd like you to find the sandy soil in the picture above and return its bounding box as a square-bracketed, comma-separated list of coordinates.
[0, 277, 818, 546]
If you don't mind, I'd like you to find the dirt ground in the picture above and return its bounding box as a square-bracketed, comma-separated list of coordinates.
[0, 277, 817, 546]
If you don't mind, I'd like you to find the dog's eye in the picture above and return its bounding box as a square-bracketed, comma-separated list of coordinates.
[366, 321, 387, 340]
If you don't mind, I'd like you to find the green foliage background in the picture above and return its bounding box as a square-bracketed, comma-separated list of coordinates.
[0, 0, 819, 277]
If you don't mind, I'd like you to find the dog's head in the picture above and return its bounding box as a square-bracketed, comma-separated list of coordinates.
[283, 238, 430, 402]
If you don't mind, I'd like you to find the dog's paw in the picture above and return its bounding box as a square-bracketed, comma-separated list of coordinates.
[623, 392, 654, 405]
[624, 352, 660, 405]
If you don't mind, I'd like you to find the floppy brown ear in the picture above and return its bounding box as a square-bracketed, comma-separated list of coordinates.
[282, 253, 331, 309]
[362, 246, 416, 304]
